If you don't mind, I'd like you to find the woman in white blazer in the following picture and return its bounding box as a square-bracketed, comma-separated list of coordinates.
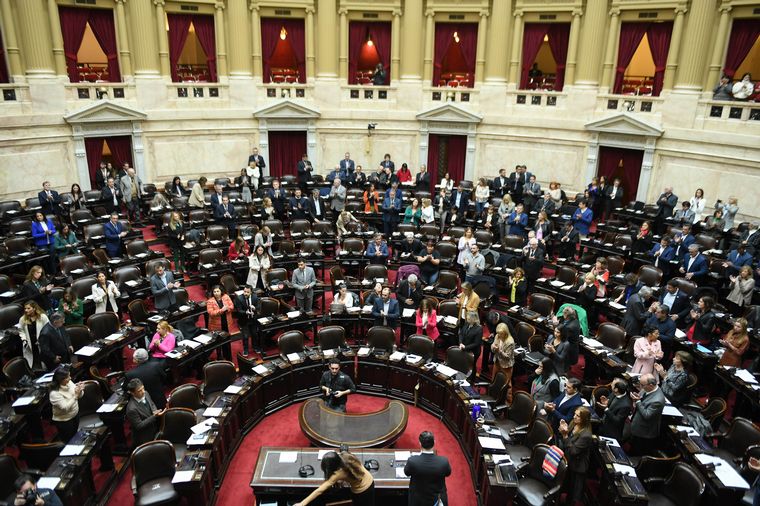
[18, 301, 49, 367]
[247, 245, 271, 290]
[91, 271, 120, 314]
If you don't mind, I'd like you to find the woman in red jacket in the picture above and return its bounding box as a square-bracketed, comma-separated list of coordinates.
[415, 298, 439, 340]
[206, 285, 235, 333]
[397, 163, 412, 183]
[228, 237, 250, 261]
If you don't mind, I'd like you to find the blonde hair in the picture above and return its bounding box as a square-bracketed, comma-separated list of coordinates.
[157, 321, 173, 334]
[339, 452, 367, 482]
[495, 323, 514, 344]
[22, 301, 45, 323]
[422, 198, 431, 207]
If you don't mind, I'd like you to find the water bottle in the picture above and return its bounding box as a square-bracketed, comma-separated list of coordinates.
[471, 404, 481, 421]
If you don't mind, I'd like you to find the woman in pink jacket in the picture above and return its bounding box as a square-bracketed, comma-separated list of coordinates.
[415, 298, 439, 340]
[632, 327, 664, 375]
[149, 320, 176, 361]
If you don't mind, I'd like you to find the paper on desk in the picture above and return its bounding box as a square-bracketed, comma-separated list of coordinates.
[194, 334, 214, 345]
[0, 290, 15, 297]
[361, 305, 373, 312]
[662, 405, 682, 417]
[104, 333, 122, 342]
[390, 351, 406, 361]
[608, 301, 626, 310]
[183, 340, 202, 350]
[695, 454, 750, 489]
[96, 404, 118, 413]
[492, 455, 512, 464]
[443, 316, 458, 325]
[675, 425, 699, 436]
[76, 345, 100, 356]
[191, 418, 217, 434]
[406, 354, 423, 365]
[287, 353, 301, 362]
[224, 385, 243, 394]
[395, 467, 408, 479]
[166, 350, 183, 359]
[36, 477, 61, 490]
[286, 310, 301, 319]
[598, 436, 621, 447]
[35, 372, 55, 384]
[675, 328, 686, 339]
[279, 451, 298, 463]
[179, 305, 192, 312]
[253, 365, 269, 375]
[358, 347, 371, 357]
[395, 451, 411, 462]
[613, 464, 636, 477]
[423, 285, 435, 291]
[402, 308, 416, 318]
[257, 317, 271, 325]
[148, 315, 163, 322]
[478, 437, 506, 451]
[549, 280, 565, 287]
[187, 432, 208, 446]
[583, 337, 603, 349]
[172, 470, 195, 483]
[125, 280, 138, 287]
[435, 364, 459, 378]
[12, 396, 36, 407]
[202, 407, 223, 417]
[60, 445, 85, 456]
[322, 349, 336, 358]
[734, 369, 758, 384]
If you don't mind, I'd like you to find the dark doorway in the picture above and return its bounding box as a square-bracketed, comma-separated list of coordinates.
[597, 146, 643, 202]
[268, 131, 307, 178]
[427, 134, 467, 192]
[84, 135, 133, 189]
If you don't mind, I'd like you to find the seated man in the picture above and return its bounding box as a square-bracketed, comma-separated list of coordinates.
[13, 474, 63, 506]
[319, 358, 356, 412]
[125, 378, 164, 448]
[398, 232, 424, 259]
[541, 377, 583, 431]
[365, 234, 389, 265]
[371, 287, 400, 328]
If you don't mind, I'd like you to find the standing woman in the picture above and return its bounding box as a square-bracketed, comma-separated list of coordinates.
[247, 245, 271, 290]
[716, 196, 739, 232]
[415, 298, 439, 341]
[235, 168, 253, 205]
[69, 183, 87, 213]
[632, 328, 664, 375]
[595, 176, 608, 220]
[685, 296, 716, 347]
[49, 367, 84, 443]
[206, 285, 235, 335]
[363, 183, 380, 213]
[54, 223, 79, 257]
[557, 407, 593, 506]
[18, 301, 49, 367]
[457, 227, 476, 267]
[508, 267, 528, 306]
[474, 178, 490, 215]
[403, 198, 422, 226]
[189, 176, 207, 209]
[491, 322, 515, 403]
[719, 318, 750, 367]
[534, 211, 553, 248]
[726, 265, 755, 316]
[294, 451, 375, 506]
[21, 265, 54, 312]
[544, 326, 570, 376]
[167, 211, 186, 273]
[531, 357, 561, 410]
[690, 189, 706, 223]
[254, 225, 274, 256]
[420, 198, 435, 225]
[148, 320, 176, 362]
[61, 287, 83, 325]
[498, 194, 515, 241]
[91, 271, 120, 314]
[631, 221, 652, 254]
[31, 211, 57, 274]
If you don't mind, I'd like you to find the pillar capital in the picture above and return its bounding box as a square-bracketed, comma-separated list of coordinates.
[572, 8, 583, 17]
[719, 5, 732, 13]
[338, 7, 348, 16]
[513, 10, 523, 18]
[152, 0, 164, 7]
[392, 8, 401, 17]
[479, 9, 489, 18]
[115, 0, 127, 4]
[248, 1, 259, 12]
[425, 9, 435, 18]
[305, 6, 315, 15]
[674, 6, 688, 15]
[215, 1, 225, 11]
[609, 8, 620, 17]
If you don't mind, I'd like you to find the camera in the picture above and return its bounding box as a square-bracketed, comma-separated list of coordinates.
[22, 489, 38, 506]
[367, 123, 377, 130]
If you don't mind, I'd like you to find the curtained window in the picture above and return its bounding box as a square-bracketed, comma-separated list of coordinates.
[427, 134, 466, 188]
[348, 21, 391, 85]
[261, 18, 306, 84]
[268, 131, 307, 178]
[59, 7, 121, 83]
[168, 14, 217, 82]
[84, 138, 105, 188]
[433, 23, 478, 88]
[723, 19, 760, 79]
[613, 22, 672, 97]
[519, 23, 571, 91]
[0, 26, 8, 83]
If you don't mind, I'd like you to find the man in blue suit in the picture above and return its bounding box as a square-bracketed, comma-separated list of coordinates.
[649, 236, 675, 268]
[384, 181, 403, 201]
[365, 234, 389, 265]
[543, 377, 583, 431]
[38, 181, 62, 216]
[659, 280, 691, 326]
[104, 213, 126, 257]
[371, 287, 399, 328]
[449, 184, 470, 217]
[679, 244, 708, 284]
[672, 224, 696, 259]
[382, 191, 402, 237]
[339, 152, 355, 177]
[724, 244, 753, 276]
[508, 203, 529, 237]
[572, 199, 593, 237]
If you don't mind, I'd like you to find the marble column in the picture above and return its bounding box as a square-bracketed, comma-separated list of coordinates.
[564, 8, 583, 86]
[474, 10, 488, 84]
[391, 9, 400, 81]
[705, 4, 732, 89]
[214, 2, 228, 78]
[250, 3, 262, 79]
[46, 0, 66, 76]
[422, 9, 435, 83]
[601, 8, 621, 90]
[399, 0, 423, 80]
[674, 0, 716, 91]
[0, 0, 23, 77]
[126, 0, 160, 75]
[114, 0, 133, 78]
[507, 10, 523, 85]
[575, 0, 608, 86]
[154, 0, 170, 77]
[15, 0, 55, 76]
[484, 0, 510, 83]
[662, 6, 686, 91]
[305, 7, 316, 79]
[227, 0, 252, 77]
[316, 0, 337, 77]
[338, 8, 348, 80]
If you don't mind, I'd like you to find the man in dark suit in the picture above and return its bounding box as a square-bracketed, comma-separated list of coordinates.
[620, 286, 653, 337]
[209, 184, 225, 211]
[605, 178, 624, 218]
[597, 379, 632, 441]
[38, 313, 72, 371]
[247, 148, 266, 170]
[288, 188, 308, 220]
[404, 431, 451, 506]
[397, 274, 423, 315]
[382, 191, 402, 237]
[522, 238, 545, 287]
[124, 349, 167, 409]
[508, 165, 532, 204]
[101, 177, 122, 214]
[95, 162, 112, 190]
[558, 221, 580, 259]
[213, 195, 237, 236]
[659, 280, 691, 327]
[297, 153, 313, 191]
[125, 378, 164, 448]
[679, 244, 708, 284]
[655, 187, 678, 233]
[533, 192, 557, 214]
[491, 168, 509, 198]
[150, 263, 178, 312]
[267, 179, 287, 218]
[339, 152, 355, 177]
[629, 373, 666, 455]
[372, 287, 399, 328]
[233, 285, 260, 355]
[415, 165, 430, 191]
[38, 181, 62, 216]
[380, 153, 395, 173]
[306, 189, 326, 222]
[672, 224, 696, 259]
[557, 307, 582, 366]
[543, 377, 583, 431]
[104, 212, 126, 257]
[522, 175, 541, 211]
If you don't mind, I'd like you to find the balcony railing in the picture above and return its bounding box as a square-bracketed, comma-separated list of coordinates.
[512, 89, 565, 108]
[599, 94, 662, 114]
[700, 99, 760, 122]
[344, 84, 393, 101]
[261, 82, 312, 100]
[0, 84, 30, 103]
[66, 82, 132, 101]
[426, 86, 477, 104]
[168, 83, 225, 99]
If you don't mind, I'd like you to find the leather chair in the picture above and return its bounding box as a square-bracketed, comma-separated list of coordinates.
[515, 444, 567, 506]
[278, 331, 305, 355]
[406, 335, 435, 360]
[397, 223, 416, 236]
[301, 238, 323, 256]
[606, 256, 626, 276]
[503, 235, 525, 250]
[591, 382, 613, 418]
[187, 209, 207, 225]
[66, 324, 94, 352]
[366, 326, 395, 352]
[19, 442, 66, 470]
[596, 322, 626, 350]
[83, 224, 105, 244]
[437, 300, 459, 322]
[198, 248, 223, 267]
[445, 346, 474, 376]
[131, 440, 181, 506]
[496, 391, 536, 433]
[7, 219, 32, 237]
[555, 266, 578, 286]
[59, 254, 90, 277]
[614, 234, 633, 249]
[128, 300, 152, 326]
[2, 357, 32, 391]
[113, 265, 143, 290]
[514, 322, 536, 349]
[172, 196, 190, 210]
[710, 417, 760, 469]
[420, 224, 439, 240]
[172, 289, 189, 307]
[638, 264, 664, 287]
[71, 275, 98, 301]
[275, 240, 296, 257]
[472, 280, 495, 310]
[290, 219, 312, 236]
[0, 304, 23, 332]
[0, 274, 14, 294]
[167, 384, 205, 418]
[363, 264, 388, 282]
[156, 407, 196, 461]
[700, 397, 727, 431]
[474, 230, 493, 249]
[474, 371, 509, 406]
[78, 380, 105, 429]
[694, 233, 717, 251]
[434, 270, 459, 298]
[507, 418, 554, 464]
[267, 268, 288, 286]
[263, 220, 284, 236]
[259, 297, 280, 317]
[317, 326, 346, 350]
[0, 454, 41, 505]
[434, 242, 458, 266]
[312, 221, 336, 236]
[89, 365, 124, 398]
[86, 312, 120, 340]
[91, 249, 110, 266]
[237, 353, 256, 376]
[206, 225, 229, 243]
[671, 277, 697, 297]
[643, 462, 705, 506]
[5, 237, 30, 256]
[201, 360, 236, 405]
[447, 227, 466, 241]
[341, 238, 365, 256]
[126, 240, 154, 258]
[214, 177, 230, 188]
[635, 454, 680, 484]
[528, 293, 555, 317]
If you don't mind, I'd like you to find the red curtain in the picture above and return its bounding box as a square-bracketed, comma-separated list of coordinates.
[87, 9, 121, 82]
[261, 18, 306, 83]
[84, 138, 104, 188]
[368, 22, 391, 84]
[598, 147, 643, 202]
[723, 20, 760, 78]
[168, 14, 192, 82]
[0, 25, 8, 83]
[447, 135, 467, 184]
[348, 22, 367, 84]
[433, 23, 478, 86]
[520, 23, 549, 89]
[426, 134, 441, 194]
[348, 22, 391, 84]
[613, 23, 648, 94]
[105, 136, 133, 169]
[59, 7, 90, 83]
[547, 23, 571, 91]
[647, 22, 672, 96]
[268, 131, 307, 178]
[193, 15, 217, 82]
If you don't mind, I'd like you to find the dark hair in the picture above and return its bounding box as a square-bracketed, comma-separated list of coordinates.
[14, 475, 33, 492]
[540, 357, 556, 380]
[320, 451, 342, 479]
[71, 183, 81, 194]
[51, 367, 70, 390]
[566, 377, 582, 392]
[211, 284, 225, 296]
[328, 358, 340, 367]
[127, 378, 144, 394]
[244, 284, 253, 291]
[198, 177, 207, 185]
[700, 296, 714, 312]
[173, 176, 181, 185]
[613, 379, 628, 394]
[682, 201, 691, 208]
[419, 431, 435, 450]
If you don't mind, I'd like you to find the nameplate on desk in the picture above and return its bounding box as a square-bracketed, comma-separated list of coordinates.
[60, 444, 85, 456]
[76, 345, 100, 357]
[194, 334, 214, 345]
[183, 340, 202, 350]
[12, 396, 36, 407]
[96, 404, 119, 413]
[172, 470, 196, 483]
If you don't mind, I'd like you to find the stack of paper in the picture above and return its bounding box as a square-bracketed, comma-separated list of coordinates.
[402, 308, 416, 318]
[613, 464, 636, 476]
[202, 407, 223, 417]
[287, 353, 301, 362]
[224, 384, 243, 395]
[358, 347, 371, 357]
[443, 316, 458, 326]
[104, 333, 123, 342]
[60, 445, 85, 456]
[76, 345, 100, 356]
[286, 310, 301, 319]
[194, 334, 214, 345]
[478, 437, 506, 450]
[96, 404, 119, 413]
[389, 351, 406, 361]
[436, 364, 459, 377]
[695, 454, 749, 489]
[172, 471, 195, 483]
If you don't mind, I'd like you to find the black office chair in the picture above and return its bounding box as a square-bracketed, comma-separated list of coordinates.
[131, 440, 181, 506]
[156, 408, 197, 461]
[642, 462, 705, 506]
[515, 443, 567, 506]
[406, 335, 435, 361]
[366, 326, 395, 352]
[201, 361, 236, 405]
[317, 326, 346, 350]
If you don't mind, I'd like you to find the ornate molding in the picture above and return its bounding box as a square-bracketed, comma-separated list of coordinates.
[609, 8, 620, 17]
[338, 8, 348, 16]
[571, 7, 583, 17]
[719, 4, 732, 14]
[479, 9, 489, 17]
[305, 6, 315, 15]
[152, 0, 165, 7]
[392, 8, 401, 17]
[215, 2, 225, 11]
[674, 6, 688, 15]
[248, 0, 259, 12]
[513, 9, 524, 17]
